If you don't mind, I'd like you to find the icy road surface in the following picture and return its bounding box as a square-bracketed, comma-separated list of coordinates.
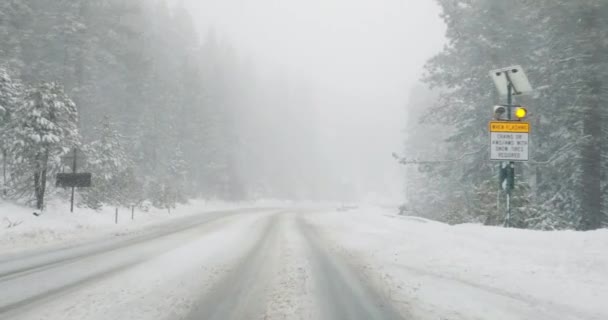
[1, 207, 606, 320]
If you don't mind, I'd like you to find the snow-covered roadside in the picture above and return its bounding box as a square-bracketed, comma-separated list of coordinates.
[0, 199, 289, 255]
[305, 207, 608, 320]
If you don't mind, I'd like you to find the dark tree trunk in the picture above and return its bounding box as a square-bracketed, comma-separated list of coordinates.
[578, 8, 604, 230]
[2, 148, 7, 197]
[33, 150, 49, 210]
[34, 171, 42, 210]
[580, 96, 603, 230]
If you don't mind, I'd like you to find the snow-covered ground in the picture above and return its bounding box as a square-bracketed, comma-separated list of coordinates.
[0, 198, 291, 255]
[304, 207, 608, 320]
[2, 204, 606, 320]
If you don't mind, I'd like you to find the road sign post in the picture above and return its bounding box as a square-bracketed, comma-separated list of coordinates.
[57, 148, 92, 212]
[489, 66, 533, 228]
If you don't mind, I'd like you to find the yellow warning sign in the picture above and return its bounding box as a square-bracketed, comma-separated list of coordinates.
[489, 121, 530, 133]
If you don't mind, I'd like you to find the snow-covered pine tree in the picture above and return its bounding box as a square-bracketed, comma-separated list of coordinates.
[166, 144, 188, 204]
[8, 82, 79, 209]
[419, 0, 536, 225]
[566, 0, 607, 230]
[0, 67, 21, 196]
[0, 68, 20, 119]
[401, 84, 474, 223]
[83, 116, 132, 209]
[523, 0, 608, 230]
[0, 1, 31, 73]
[1, 0, 321, 206]
[415, 0, 606, 229]
[115, 166, 143, 210]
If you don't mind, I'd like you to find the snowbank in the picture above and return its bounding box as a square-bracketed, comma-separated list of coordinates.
[307, 207, 608, 320]
[0, 198, 287, 255]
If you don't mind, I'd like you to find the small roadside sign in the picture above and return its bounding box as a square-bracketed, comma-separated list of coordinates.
[57, 147, 93, 213]
[490, 121, 530, 162]
[56, 173, 93, 188]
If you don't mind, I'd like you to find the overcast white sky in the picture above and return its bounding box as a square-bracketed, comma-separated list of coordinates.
[182, 0, 446, 203]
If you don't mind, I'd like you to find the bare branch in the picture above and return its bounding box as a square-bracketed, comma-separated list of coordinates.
[397, 147, 486, 165]
[3, 217, 23, 229]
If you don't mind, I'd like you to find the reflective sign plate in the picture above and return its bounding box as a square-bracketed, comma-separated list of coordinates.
[490, 132, 529, 161]
[489, 121, 530, 162]
[489, 121, 530, 133]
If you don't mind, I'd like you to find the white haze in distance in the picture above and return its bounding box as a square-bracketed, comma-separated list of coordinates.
[182, 0, 446, 204]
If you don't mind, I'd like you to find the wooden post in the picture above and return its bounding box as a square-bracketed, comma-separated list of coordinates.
[115, 208, 118, 224]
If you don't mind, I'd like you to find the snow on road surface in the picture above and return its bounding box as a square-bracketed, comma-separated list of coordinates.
[0, 207, 403, 320]
[0, 199, 289, 255]
[1, 205, 606, 320]
[2, 210, 277, 320]
[304, 207, 608, 320]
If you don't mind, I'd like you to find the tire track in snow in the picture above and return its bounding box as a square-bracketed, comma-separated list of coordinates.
[0, 208, 269, 280]
[184, 212, 283, 320]
[263, 212, 315, 320]
[296, 215, 407, 320]
[186, 210, 407, 320]
[0, 209, 278, 317]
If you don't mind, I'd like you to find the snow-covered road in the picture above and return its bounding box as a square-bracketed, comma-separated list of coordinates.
[1, 207, 606, 320]
[0, 208, 402, 320]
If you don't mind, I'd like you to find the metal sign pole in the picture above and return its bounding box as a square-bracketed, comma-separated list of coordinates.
[70, 148, 77, 213]
[505, 83, 513, 227]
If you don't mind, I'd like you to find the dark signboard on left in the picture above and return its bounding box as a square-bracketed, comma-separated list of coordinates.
[56, 173, 92, 188]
